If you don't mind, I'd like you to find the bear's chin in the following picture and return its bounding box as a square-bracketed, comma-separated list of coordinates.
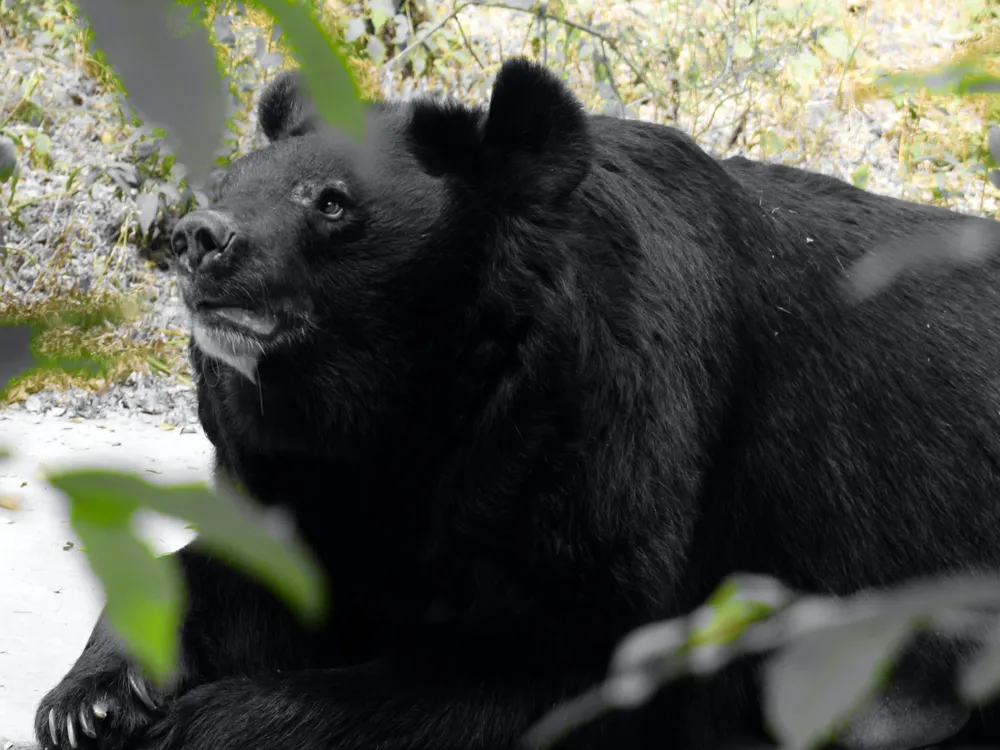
[191, 315, 275, 383]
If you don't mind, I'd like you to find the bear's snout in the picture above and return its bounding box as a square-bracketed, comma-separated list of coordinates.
[172, 209, 240, 274]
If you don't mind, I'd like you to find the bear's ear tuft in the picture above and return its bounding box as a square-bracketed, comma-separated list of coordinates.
[481, 58, 593, 203]
[257, 70, 320, 143]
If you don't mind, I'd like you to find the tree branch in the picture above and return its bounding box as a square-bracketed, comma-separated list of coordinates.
[382, 0, 668, 107]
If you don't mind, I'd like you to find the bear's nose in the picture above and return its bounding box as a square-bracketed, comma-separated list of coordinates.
[171, 210, 237, 272]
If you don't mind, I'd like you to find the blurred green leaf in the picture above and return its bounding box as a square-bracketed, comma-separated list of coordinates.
[763, 612, 915, 748]
[367, 35, 386, 65]
[960, 635, 1000, 703]
[0, 136, 16, 183]
[766, 574, 1000, 746]
[876, 574, 1000, 616]
[34, 132, 52, 158]
[960, 73, 1000, 94]
[852, 163, 870, 190]
[344, 16, 366, 43]
[0, 325, 37, 391]
[733, 38, 753, 61]
[988, 126, 1000, 167]
[74, 0, 227, 179]
[696, 573, 792, 646]
[65, 483, 183, 683]
[47, 469, 328, 626]
[368, 0, 394, 32]
[789, 51, 821, 94]
[249, 0, 366, 138]
[765, 130, 787, 156]
[876, 62, 1000, 98]
[818, 29, 851, 62]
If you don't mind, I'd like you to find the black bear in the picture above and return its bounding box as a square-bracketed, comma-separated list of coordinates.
[35, 57, 1000, 750]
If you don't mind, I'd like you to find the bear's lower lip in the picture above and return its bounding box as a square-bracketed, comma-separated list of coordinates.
[201, 306, 278, 336]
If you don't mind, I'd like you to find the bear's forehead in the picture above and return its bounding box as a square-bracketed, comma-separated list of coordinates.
[231, 135, 356, 185]
[223, 120, 419, 198]
[218, 125, 450, 225]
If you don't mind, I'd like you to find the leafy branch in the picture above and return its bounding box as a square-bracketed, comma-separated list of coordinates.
[524, 573, 1000, 750]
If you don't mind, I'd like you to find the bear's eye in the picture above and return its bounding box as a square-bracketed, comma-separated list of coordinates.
[316, 191, 346, 220]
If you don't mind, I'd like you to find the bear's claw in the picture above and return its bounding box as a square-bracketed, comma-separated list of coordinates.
[46, 702, 108, 749]
[37, 664, 163, 749]
[129, 671, 158, 712]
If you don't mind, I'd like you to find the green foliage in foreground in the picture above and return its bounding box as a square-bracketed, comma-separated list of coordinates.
[4, 0, 1000, 747]
[0, 320, 329, 687]
[0, 0, 349, 685]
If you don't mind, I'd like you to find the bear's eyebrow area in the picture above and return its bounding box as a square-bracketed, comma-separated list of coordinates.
[290, 178, 351, 207]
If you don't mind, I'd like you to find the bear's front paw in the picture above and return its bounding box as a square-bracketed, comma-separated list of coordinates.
[35, 659, 164, 750]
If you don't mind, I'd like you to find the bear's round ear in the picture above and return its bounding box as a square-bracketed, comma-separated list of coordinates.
[481, 58, 593, 203]
[257, 70, 320, 143]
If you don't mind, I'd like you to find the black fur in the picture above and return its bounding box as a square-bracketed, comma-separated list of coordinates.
[35, 58, 1000, 750]
[256, 69, 320, 142]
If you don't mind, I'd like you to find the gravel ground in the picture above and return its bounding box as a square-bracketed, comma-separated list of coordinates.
[0, 21, 202, 429]
[0, 0, 995, 430]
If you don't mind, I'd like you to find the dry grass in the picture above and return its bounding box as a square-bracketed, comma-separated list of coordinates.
[375, 0, 998, 212]
[243, 0, 383, 100]
[837, 0, 999, 210]
[0, 291, 190, 406]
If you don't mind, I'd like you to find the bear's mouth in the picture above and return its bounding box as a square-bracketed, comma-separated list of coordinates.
[199, 305, 279, 337]
[190, 305, 282, 381]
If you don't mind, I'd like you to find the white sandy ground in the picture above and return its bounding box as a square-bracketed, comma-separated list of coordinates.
[0, 410, 213, 747]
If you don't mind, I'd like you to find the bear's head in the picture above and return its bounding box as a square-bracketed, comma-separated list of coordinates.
[171, 58, 595, 449]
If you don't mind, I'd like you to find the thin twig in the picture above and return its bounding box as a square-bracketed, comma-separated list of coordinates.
[597, 41, 626, 116]
[382, 0, 669, 106]
[0, 74, 40, 130]
[384, 1, 474, 69]
[519, 9, 537, 57]
[475, 1, 664, 101]
[540, 9, 548, 68]
[453, 16, 485, 69]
